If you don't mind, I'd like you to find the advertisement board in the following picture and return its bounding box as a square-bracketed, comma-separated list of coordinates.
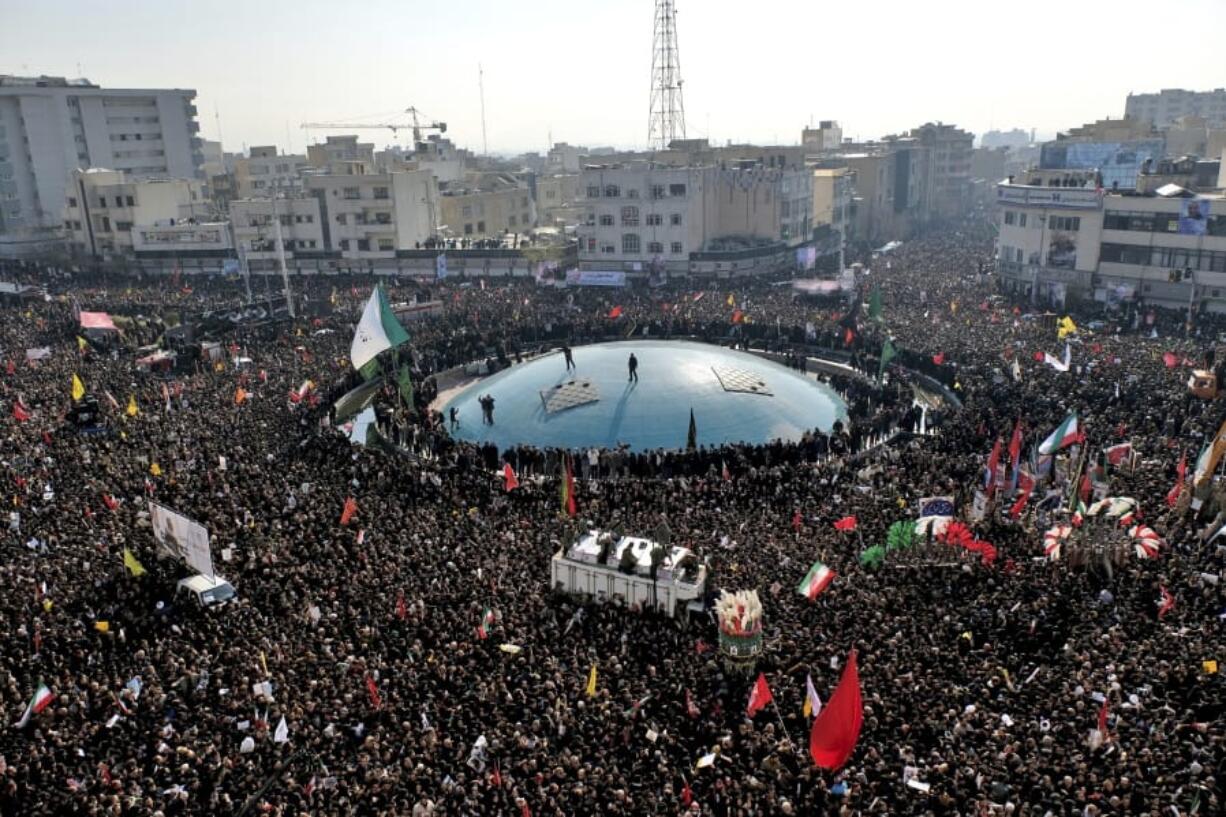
[1179, 198, 1211, 236]
[149, 501, 214, 578]
[564, 270, 627, 287]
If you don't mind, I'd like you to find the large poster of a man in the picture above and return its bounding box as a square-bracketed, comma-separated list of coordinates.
[1179, 198, 1210, 236]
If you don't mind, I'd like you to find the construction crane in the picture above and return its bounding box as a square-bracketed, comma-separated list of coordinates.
[300, 107, 446, 145]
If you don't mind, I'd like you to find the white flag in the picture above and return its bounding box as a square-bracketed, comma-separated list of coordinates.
[274, 716, 289, 744]
[350, 286, 410, 371]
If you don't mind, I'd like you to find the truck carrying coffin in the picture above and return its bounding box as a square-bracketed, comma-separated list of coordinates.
[550, 530, 706, 619]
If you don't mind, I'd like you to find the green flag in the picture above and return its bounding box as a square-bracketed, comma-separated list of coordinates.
[396, 365, 415, 405]
[878, 338, 897, 382]
[868, 286, 883, 322]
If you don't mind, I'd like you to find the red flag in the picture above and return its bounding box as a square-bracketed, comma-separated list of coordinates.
[732, 309, 744, 324]
[694, 639, 710, 655]
[746, 672, 773, 717]
[503, 463, 519, 492]
[1007, 421, 1023, 468]
[396, 590, 407, 621]
[809, 649, 863, 769]
[792, 510, 802, 532]
[520, 801, 531, 817]
[685, 688, 700, 719]
[833, 515, 857, 532]
[12, 401, 30, 422]
[1079, 472, 1092, 504]
[1032, 351, 1044, 362]
[1167, 451, 1187, 507]
[490, 761, 502, 788]
[102, 493, 118, 511]
[98, 763, 112, 786]
[340, 497, 358, 526]
[932, 352, 945, 365]
[365, 675, 382, 710]
[562, 457, 576, 518]
[1158, 585, 1175, 618]
[608, 305, 623, 319]
[985, 438, 1003, 495]
[1163, 351, 1178, 368]
[1097, 698, 1109, 737]
[721, 460, 731, 482]
[681, 779, 693, 806]
[843, 327, 855, 347]
[1010, 471, 1035, 519]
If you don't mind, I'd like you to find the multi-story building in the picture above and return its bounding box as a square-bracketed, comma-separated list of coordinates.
[62, 168, 207, 257]
[1126, 88, 1226, 129]
[908, 122, 974, 221]
[305, 169, 437, 258]
[438, 173, 535, 240]
[535, 173, 583, 228]
[995, 170, 1226, 313]
[307, 135, 375, 175]
[576, 160, 813, 276]
[1040, 118, 1164, 191]
[802, 121, 842, 153]
[980, 129, 1033, 150]
[230, 196, 326, 266]
[233, 146, 310, 199]
[547, 142, 584, 174]
[812, 167, 853, 260]
[0, 74, 203, 256]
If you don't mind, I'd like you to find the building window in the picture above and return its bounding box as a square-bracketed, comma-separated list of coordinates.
[339, 239, 350, 251]
[648, 241, 663, 254]
[343, 187, 360, 200]
[587, 238, 596, 252]
[464, 223, 473, 235]
[650, 184, 665, 199]
[671, 241, 683, 254]
[125, 195, 134, 207]
[646, 214, 662, 226]
[627, 189, 639, 199]
[670, 213, 683, 226]
[462, 205, 473, 217]
[587, 185, 600, 198]
[115, 221, 132, 231]
[378, 239, 394, 251]
[622, 233, 640, 253]
[336, 214, 347, 225]
[375, 213, 391, 225]
[1050, 216, 1081, 232]
[603, 185, 620, 198]
[621, 206, 639, 226]
[477, 221, 486, 233]
[1003, 210, 1016, 226]
[599, 214, 614, 226]
[373, 187, 389, 200]
[601, 244, 616, 254]
[357, 239, 370, 251]
[669, 183, 686, 196]
[67, 197, 77, 208]
[509, 215, 517, 226]
[100, 216, 111, 232]
[1019, 213, 1027, 228]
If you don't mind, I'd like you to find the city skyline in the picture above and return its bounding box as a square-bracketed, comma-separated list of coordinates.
[5, 0, 1225, 157]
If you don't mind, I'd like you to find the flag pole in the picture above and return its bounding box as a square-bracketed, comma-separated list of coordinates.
[770, 695, 802, 758]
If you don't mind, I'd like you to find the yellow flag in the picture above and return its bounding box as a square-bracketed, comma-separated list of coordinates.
[585, 664, 597, 697]
[122, 547, 146, 577]
[260, 651, 269, 676]
[803, 695, 813, 718]
[726, 293, 735, 307]
[1057, 316, 1078, 340]
[214, 361, 225, 372]
[94, 621, 110, 633]
[71, 374, 85, 402]
[42, 598, 53, 612]
[77, 336, 88, 352]
[1206, 659, 1219, 675]
[126, 395, 139, 417]
[149, 462, 162, 477]
[235, 387, 247, 405]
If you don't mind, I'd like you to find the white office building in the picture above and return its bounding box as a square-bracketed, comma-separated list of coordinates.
[0, 75, 203, 256]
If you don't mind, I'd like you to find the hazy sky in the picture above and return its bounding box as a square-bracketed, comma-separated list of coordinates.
[4, 0, 1225, 156]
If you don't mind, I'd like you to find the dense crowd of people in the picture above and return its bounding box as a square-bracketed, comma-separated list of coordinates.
[0, 226, 1223, 816]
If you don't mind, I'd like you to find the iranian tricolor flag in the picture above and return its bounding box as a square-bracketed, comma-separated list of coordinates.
[14, 683, 55, 728]
[796, 560, 836, 601]
[350, 286, 410, 375]
[476, 607, 495, 640]
[1038, 413, 1081, 455]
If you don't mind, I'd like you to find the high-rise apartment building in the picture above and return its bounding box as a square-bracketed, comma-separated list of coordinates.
[0, 75, 203, 255]
[1126, 88, 1226, 129]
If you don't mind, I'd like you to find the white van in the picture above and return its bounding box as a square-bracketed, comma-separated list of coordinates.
[176, 574, 237, 607]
